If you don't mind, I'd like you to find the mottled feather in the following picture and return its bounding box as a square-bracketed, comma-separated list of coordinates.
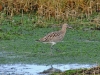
[39, 23, 69, 44]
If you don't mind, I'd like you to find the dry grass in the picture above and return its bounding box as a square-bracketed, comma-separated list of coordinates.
[0, 0, 100, 18]
[0, 0, 100, 28]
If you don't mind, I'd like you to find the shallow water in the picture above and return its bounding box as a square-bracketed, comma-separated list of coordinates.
[0, 64, 96, 75]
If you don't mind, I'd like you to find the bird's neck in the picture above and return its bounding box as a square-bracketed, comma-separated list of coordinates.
[61, 27, 67, 33]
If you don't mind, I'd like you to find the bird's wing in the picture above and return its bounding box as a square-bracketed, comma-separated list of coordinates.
[39, 31, 61, 42]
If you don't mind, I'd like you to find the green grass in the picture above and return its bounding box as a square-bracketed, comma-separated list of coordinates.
[0, 14, 100, 64]
[0, 27, 100, 64]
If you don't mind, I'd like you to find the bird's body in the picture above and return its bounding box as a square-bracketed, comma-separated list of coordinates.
[38, 23, 71, 54]
[39, 24, 67, 43]
[39, 31, 65, 45]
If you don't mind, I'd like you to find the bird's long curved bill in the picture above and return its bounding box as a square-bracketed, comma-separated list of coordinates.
[68, 25, 72, 29]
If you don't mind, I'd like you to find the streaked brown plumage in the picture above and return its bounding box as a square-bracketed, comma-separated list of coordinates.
[38, 23, 71, 54]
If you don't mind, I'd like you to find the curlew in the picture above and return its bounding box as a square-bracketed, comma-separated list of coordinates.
[37, 23, 72, 54]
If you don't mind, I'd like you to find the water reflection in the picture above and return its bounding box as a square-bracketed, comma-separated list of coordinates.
[0, 64, 96, 75]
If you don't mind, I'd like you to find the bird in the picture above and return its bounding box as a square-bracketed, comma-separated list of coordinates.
[37, 23, 72, 54]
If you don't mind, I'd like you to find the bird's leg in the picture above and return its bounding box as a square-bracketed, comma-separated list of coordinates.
[50, 44, 53, 55]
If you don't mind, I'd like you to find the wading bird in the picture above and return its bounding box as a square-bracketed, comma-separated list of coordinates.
[37, 23, 72, 54]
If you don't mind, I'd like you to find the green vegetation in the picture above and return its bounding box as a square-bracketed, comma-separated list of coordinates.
[0, 14, 100, 65]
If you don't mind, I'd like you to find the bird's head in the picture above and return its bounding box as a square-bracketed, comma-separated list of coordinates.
[62, 23, 72, 29]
